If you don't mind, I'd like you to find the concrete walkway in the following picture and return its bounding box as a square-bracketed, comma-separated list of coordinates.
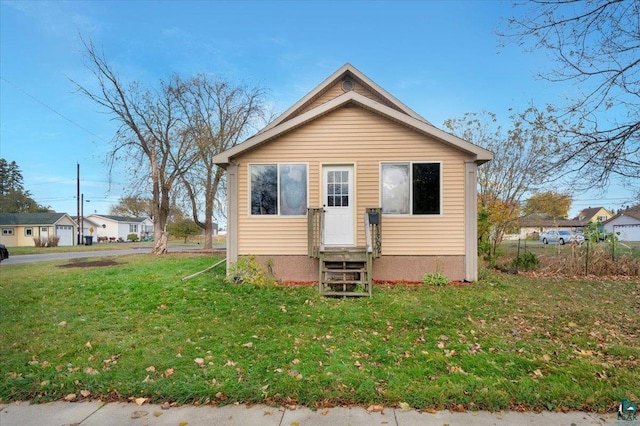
[0, 401, 623, 426]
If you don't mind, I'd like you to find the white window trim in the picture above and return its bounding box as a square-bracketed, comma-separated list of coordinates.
[24, 227, 33, 236]
[248, 162, 309, 217]
[2, 228, 15, 236]
[379, 161, 443, 216]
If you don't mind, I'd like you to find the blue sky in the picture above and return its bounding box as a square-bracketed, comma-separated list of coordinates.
[0, 0, 635, 218]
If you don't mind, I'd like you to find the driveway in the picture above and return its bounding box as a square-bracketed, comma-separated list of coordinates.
[0, 245, 224, 265]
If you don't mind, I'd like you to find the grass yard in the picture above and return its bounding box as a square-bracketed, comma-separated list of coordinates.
[0, 254, 638, 413]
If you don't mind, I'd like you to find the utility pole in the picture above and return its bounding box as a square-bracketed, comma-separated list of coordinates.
[77, 163, 80, 245]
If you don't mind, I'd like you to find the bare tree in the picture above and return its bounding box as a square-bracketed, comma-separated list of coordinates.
[110, 195, 153, 218]
[503, 0, 640, 189]
[444, 111, 559, 255]
[72, 39, 197, 254]
[174, 76, 268, 250]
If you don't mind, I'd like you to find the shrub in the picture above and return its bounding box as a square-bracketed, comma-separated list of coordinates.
[127, 233, 139, 242]
[511, 251, 539, 271]
[226, 256, 277, 286]
[32, 236, 59, 247]
[422, 272, 449, 286]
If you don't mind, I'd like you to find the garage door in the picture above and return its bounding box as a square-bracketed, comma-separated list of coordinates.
[56, 225, 74, 246]
[616, 224, 640, 242]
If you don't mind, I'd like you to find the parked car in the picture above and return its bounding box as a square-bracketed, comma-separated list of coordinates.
[540, 229, 585, 245]
[0, 243, 9, 262]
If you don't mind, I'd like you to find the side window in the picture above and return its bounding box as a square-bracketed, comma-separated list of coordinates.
[381, 162, 441, 215]
[251, 165, 278, 215]
[25, 228, 33, 236]
[251, 164, 308, 216]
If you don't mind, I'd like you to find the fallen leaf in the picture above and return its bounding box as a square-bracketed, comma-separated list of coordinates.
[85, 341, 92, 349]
[145, 366, 156, 372]
[215, 391, 227, 401]
[153, 411, 163, 417]
[242, 342, 253, 348]
[366, 404, 384, 412]
[59, 321, 67, 327]
[399, 402, 411, 412]
[542, 354, 551, 362]
[224, 360, 237, 367]
[194, 358, 205, 368]
[162, 368, 175, 378]
[161, 402, 171, 410]
[291, 358, 301, 364]
[131, 410, 148, 419]
[84, 367, 99, 375]
[135, 397, 148, 406]
[64, 393, 76, 401]
[80, 390, 91, 398]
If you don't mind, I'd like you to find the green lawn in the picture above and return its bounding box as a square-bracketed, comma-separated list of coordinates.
[0, 254, 638, 412]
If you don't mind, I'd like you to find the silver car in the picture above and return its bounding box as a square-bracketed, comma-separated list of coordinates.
[540, 229, 584, 245]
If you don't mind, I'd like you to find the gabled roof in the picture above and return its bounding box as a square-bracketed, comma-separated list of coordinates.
[87, 214, 149, 223]
[603, 205, 640, 224]
[0, 212, 71, 226]
[260, 63, 430, 134]
[212, 86, 493, 166]
[574, 207, 611, 222]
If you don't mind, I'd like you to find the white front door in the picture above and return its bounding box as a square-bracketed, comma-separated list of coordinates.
[40, 227, 49, 239]
[323, 165, 354, 246]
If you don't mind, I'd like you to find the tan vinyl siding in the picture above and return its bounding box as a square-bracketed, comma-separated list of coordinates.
[297, 80, 397, 117]
[236, 106, 471, 256]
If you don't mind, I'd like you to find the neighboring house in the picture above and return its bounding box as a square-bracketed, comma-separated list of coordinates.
[516, 214, 582, 240]
[603, 205, 640, 242]
[211, 63, 492, 291]
[71, 216, 104, 243]
[85, 214, 153, 242]
[0, 212, 77, 246]
[514, 206, 614, 240]
[575, 207, 613, 224]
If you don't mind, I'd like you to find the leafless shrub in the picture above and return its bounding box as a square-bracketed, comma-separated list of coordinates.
[538, 244, 639, 277]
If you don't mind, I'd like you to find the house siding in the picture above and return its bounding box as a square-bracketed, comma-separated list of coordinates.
[299, 80, 393, 116]
[235, 106, 470, 258]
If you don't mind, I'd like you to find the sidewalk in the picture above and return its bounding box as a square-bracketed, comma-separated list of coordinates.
[0, 401, 624, 426]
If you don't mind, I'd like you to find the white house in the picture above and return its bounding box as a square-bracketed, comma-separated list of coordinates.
[603, 206, 640, 242]
[85, 214, 153, 242]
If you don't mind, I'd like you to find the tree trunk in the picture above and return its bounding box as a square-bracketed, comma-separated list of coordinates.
[153, 230, 168, 255]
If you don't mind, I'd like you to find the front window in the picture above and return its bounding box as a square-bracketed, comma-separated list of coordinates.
[129, 224, 138, 233]
[381, 162, 441, 215]
[250, 164, 307, 216]
[2, 228, 14, 236]
[25, 228, 33, 236]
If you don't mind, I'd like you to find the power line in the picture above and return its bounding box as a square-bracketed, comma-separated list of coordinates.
[0, 75, 109, 143]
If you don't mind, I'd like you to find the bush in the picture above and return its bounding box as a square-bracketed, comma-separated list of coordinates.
[511, 251, 539, 271]
[422, 272, 449, 286]
[47, 236, 60, 247]
[226, 256, 277, 286]
[32, 236, 59, 247]
[127, 233, 139, 242]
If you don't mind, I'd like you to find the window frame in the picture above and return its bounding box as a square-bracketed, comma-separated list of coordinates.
[248, 162, 309, 217]
[2, 228, 15, 236]
[24, 227, 33, 237]
[380, 161, 442, 216]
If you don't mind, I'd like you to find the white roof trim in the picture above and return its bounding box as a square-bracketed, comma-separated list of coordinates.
[260, 63, 430, 134]
[211, 91, 493, 165]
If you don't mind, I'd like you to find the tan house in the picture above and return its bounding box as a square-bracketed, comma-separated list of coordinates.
[575, 207, 613, 224]
[0, 212, 77, 246]
[212, 64, 492, 294]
